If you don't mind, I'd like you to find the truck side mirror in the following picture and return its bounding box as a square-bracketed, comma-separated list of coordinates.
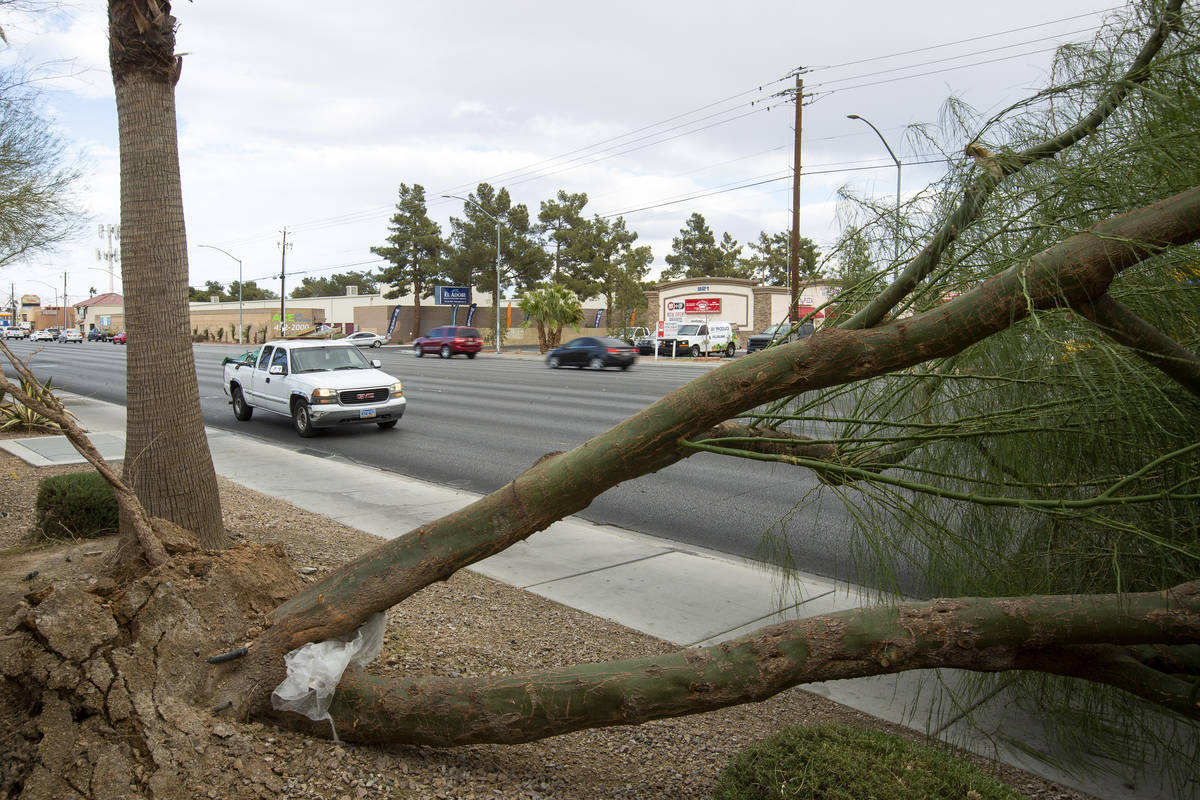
[269, 365, 284, 375]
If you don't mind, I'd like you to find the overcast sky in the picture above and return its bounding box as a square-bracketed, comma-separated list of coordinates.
[0, 0, 1124, 307]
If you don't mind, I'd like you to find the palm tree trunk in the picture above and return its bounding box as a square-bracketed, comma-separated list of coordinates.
[110, 1, 225, 550]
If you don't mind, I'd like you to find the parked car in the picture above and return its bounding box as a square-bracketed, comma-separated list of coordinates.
[412, 325, 483, 359]
[635, 335, 658, 356]
[2, 326, 27, 340]
[30, 328, 59, 342]
[545, 336, 637, 370]
[745, 321, 814, 353]
[111, 331, 127, 344]
[87, 328, 105, 342]
[58, 329, 83, 344]
[614, 326, 651, 346]
[344, 331, 388, 348]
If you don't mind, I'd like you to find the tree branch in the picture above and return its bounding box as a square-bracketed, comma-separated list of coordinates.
[0, 340, 168, 567]
[1073, 293, 1200, 397]
[842, 0, 1184, 331]
[255, 580, 1200, 745]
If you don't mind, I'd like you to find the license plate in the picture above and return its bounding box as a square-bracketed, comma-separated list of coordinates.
[359, 408, 377, 419]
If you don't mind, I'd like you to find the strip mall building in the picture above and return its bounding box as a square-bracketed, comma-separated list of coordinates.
[37, 277, 839, 345]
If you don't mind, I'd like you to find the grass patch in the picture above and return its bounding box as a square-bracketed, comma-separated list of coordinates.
[712, 723, 1023, 800]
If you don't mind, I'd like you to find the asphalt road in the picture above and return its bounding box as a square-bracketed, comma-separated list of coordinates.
[3, 339, 863, 586]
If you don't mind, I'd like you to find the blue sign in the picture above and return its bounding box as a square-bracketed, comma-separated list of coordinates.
[385, 305, 403, 340]
[435, 286, 470, 305]
[465, 302, 478, 325]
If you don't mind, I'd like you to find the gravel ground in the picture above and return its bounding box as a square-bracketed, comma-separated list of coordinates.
[0, 429, 1099, 799]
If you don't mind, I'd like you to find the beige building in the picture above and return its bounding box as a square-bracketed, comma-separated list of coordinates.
[644, 277, 841, 336]
[73, 293, 125, 335]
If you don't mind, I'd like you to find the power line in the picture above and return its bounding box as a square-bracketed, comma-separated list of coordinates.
[600, 157, 949, 219]
[802, 7, 1118, 73]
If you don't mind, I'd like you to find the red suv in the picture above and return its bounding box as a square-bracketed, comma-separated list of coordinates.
[412, 326, 483, 359]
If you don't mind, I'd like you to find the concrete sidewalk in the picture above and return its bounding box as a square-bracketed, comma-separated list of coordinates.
[1, 393, 1182, 800]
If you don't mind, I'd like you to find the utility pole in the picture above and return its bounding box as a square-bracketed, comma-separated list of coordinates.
[97, 224, 120, 293]
[789, 75, 803, 323]
[62, 271, 68, 330]
[278, 227, 292, 339]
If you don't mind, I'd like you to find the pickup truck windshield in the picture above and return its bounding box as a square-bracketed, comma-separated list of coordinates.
[291, 346, 372, 373]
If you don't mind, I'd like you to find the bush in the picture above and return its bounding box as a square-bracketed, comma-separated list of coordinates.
[33, 472, 119, 541]
[712, 724, 1022, 800]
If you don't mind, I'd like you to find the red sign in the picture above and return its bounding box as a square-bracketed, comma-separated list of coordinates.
[684, 298, 721, 314]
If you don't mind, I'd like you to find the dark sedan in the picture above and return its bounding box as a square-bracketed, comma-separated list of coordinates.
[546, 336, 637, 370]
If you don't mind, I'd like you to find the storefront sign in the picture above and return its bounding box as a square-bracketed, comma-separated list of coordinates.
[435, 286, 470, 305]
[684, 298, 721, 314]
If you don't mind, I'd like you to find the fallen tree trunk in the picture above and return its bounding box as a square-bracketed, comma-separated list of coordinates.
[260, 580, 1200, 745]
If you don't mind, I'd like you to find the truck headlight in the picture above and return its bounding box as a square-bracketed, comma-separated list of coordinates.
[391, 381, 403, 398]
[311, 388, 338, 404]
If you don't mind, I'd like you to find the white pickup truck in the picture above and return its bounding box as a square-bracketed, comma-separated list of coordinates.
[222, 339, 406, 437]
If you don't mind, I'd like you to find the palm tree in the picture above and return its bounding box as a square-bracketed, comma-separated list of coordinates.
[518, 284, 582, 352]
[108, 0, 224, 549]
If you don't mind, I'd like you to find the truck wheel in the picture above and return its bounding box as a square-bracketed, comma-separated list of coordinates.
[440, 345, 451, 359]
[231, 386, 253, 421]
[725, 343, 735, 358]
[689, 345, 700, 358]
[292, 399, 316, 438]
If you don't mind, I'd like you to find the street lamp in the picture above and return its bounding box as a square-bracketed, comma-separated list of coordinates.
[443, 194, 501, 354]
[847, 114, 902, 267]
[197, 244, 244, 344]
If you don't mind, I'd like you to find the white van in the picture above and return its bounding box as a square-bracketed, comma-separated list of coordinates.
[657, 320, 740, 357]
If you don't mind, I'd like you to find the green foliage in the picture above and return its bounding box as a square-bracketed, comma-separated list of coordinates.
[216, 327, 224, 342]
[0, 376, 64, 431]
[712, 724, 1020, 800]
[536, 189, 591, 294]
[33, 471, 118, 541]
[445, 183, 547, 302]
[290, 271, 378, 299]
[582, 215, 652, 325]
[371, 184, 443, 309]
[518, 284, 582, 352]
[662, 212, 747, 280]
[745, 231, 822, 286]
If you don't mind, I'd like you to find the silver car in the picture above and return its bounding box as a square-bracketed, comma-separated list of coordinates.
[58, 329, 84, 344]
[344, 331, 388, 348]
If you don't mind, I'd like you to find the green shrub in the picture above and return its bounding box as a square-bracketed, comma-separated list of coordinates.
[712, 724, 1021, 800]
[33, 472, 119, 541]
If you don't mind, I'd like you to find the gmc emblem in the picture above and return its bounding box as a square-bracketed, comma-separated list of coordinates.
[356, 392, 372, 400]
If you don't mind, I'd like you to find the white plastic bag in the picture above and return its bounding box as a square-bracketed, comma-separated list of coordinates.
[271, 612, 386, 740]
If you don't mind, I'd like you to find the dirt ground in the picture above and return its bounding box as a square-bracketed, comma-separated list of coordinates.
[0, 433, 1098, 800]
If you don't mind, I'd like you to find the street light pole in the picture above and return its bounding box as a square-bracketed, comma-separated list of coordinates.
[197, 244, 244, 343]
[443, 194, 501, 354]
[847, 114, 902, 267]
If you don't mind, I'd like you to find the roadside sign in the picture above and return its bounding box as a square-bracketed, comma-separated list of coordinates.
[684, 298, 721, 314]
[435, 286, 470, 305]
